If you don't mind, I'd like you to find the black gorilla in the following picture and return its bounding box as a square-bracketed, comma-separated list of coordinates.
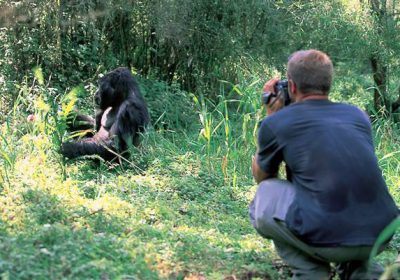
[61, 67, 150, 161]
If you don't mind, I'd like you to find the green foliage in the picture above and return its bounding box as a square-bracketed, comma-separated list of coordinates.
[138, 76, 197, 131]
[1, 0, 399, 108]
[0, 70, 278, 279]
[1, 64, 399, 278]
[1, 1, 400, 278]
[370, 218, 400, 263]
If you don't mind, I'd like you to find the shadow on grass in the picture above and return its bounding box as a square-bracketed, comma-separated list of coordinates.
[0, 184, 279, 279]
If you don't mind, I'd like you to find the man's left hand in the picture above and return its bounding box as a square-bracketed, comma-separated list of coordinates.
[263, 78, 284, 115]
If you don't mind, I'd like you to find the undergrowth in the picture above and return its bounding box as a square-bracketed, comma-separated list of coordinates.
[0, 67, 399, 279]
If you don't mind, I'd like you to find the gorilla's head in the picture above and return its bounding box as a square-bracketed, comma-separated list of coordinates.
[94, 67, 135, 110]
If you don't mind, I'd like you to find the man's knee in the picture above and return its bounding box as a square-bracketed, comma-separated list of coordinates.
[249, 179, 296, 230]
[249, 179, 282, 236]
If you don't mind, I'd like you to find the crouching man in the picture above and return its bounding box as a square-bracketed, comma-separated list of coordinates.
[250, 49, 398, 280]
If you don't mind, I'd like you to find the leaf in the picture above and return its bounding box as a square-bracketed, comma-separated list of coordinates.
[36, 96, 50, 113]
[33, 66, 44, 85]
[369, 217, 400, 265]
[62, 96, 77, 119]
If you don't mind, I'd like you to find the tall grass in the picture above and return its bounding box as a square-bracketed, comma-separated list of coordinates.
[0, 68, 280, 279]
[0, 121, 17, 188]
[0, 66, 399, 279]
[194, 78, 264, 193]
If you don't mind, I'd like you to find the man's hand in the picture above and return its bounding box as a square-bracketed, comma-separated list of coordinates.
[252, 154, 276, 183]
[263, 78, 284, 115]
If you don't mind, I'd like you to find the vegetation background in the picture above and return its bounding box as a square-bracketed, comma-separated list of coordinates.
[0, 0, 400, 279]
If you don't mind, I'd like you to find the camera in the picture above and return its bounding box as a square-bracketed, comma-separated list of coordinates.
[262, 80, 291, 106]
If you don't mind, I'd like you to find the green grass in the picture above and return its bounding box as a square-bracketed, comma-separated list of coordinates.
[0, 68, 399, 279]
[0, 129, 279, 279]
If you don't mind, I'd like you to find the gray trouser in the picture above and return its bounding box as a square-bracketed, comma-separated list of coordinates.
[249, 179, 384, 280]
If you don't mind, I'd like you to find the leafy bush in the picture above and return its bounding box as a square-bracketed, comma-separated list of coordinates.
[138, 76, 197, 131]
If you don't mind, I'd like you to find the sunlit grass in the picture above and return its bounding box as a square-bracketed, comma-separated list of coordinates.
[0, 67, 399, 279]
[0, 118, 276, 278]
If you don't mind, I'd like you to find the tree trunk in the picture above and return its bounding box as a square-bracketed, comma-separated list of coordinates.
[369, 0, 389, 113]
[370, 54, 387, 111]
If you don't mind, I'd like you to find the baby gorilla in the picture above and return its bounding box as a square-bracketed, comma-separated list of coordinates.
[61, 67, 150, 161]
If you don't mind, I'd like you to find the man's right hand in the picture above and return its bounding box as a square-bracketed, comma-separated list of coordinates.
[263, 77, 284, 115]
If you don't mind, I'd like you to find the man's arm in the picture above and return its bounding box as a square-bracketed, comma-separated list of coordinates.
[252, 77, 284, 184]
[252, 154, 278, 184]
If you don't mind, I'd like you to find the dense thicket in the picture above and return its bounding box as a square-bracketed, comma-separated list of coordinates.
[0, 0, 400, 115]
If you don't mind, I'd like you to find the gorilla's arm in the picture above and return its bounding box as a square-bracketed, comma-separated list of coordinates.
[113, 99, 150, 150]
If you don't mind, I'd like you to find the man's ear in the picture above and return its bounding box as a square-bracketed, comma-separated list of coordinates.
[288, 79, 297, 100]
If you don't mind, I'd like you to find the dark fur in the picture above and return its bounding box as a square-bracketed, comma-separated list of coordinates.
[61, 67, 150, 161]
